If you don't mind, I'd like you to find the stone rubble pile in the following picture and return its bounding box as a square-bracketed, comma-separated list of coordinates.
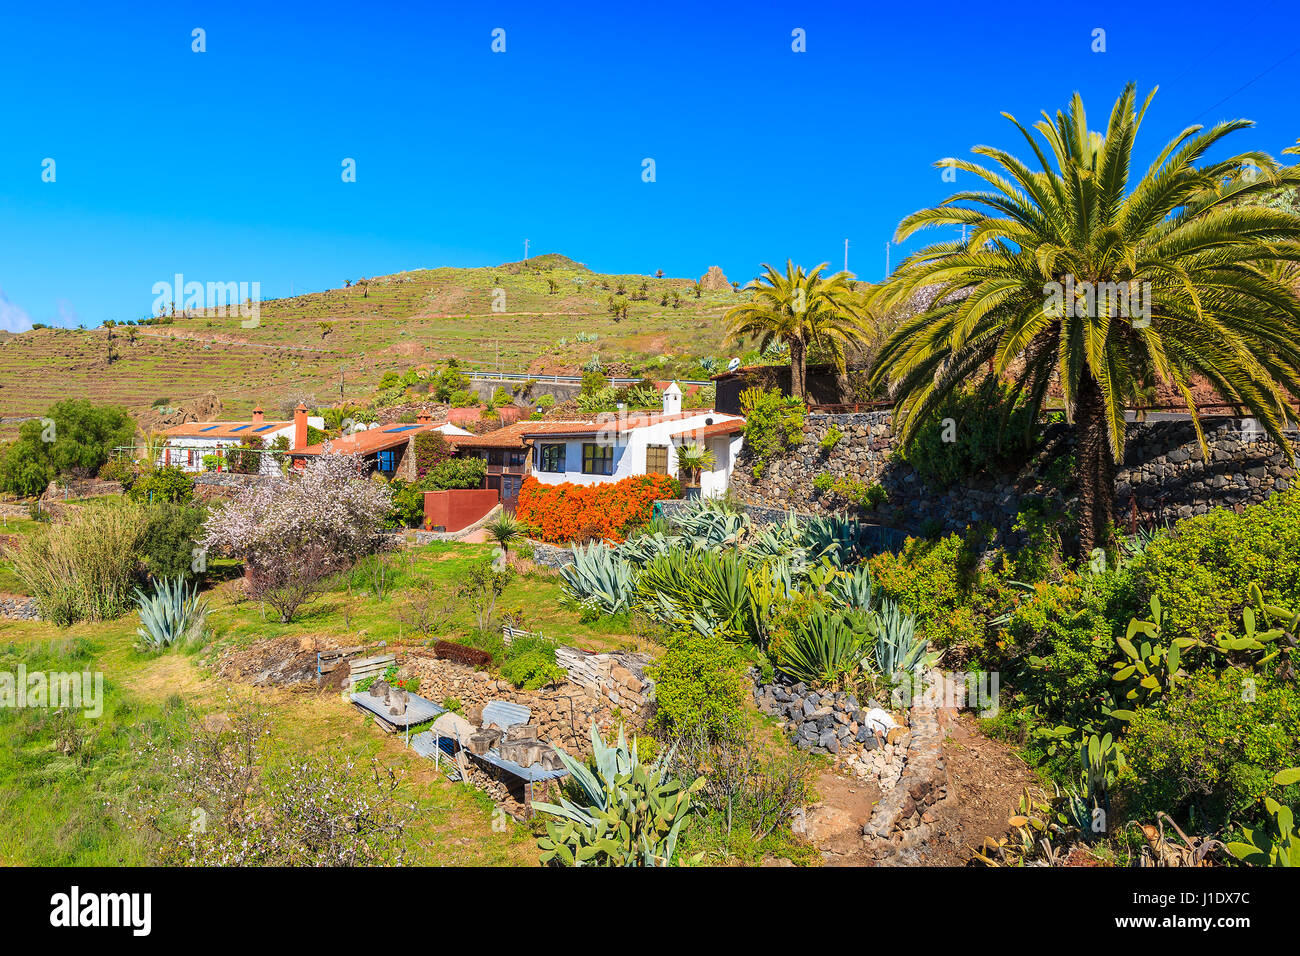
[753, 676, 911, 790]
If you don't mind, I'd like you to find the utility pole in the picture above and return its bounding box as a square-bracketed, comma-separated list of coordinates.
[844, 238, 849, 274]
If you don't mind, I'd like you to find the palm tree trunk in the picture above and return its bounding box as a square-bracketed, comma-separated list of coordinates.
[1075, 371, 1117, 555]
[789, 338, 808, 401]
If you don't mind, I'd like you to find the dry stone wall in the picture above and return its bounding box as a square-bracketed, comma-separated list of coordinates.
[726, 411, 1297, 541]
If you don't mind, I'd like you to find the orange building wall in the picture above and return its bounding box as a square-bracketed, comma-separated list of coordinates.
[423, 488, 500, 532]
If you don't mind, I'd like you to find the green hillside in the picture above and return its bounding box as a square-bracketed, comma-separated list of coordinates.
[0, 256, 748, 429]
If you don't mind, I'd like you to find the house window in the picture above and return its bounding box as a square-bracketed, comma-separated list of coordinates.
[582, 443, 614, 476]
[508, 450, 527, 467]
[377, 450, 396, 474]
[539, 443, 566, 473]
[646, 444, 669, 475]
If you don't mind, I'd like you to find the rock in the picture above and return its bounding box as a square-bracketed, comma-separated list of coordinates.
[699, 265, 731, 291]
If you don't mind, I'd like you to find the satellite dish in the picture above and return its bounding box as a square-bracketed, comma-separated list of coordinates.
[726, 357, 741, 373]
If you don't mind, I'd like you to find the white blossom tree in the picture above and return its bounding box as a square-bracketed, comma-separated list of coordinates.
[203, 451, 392, 622]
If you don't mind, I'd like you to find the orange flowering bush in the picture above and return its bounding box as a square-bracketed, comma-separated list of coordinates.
[516, 473, 681, 543]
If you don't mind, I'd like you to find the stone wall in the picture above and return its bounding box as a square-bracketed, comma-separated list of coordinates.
[726, 411, 1297, 542]
[399, 646, 651, 758]
[0, 597, 38, 621]
[193, 472, 277, 501]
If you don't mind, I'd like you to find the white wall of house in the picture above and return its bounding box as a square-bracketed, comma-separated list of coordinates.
[699, 434, 745, 498]
[530, 412, 744, 491]
[158, 416, 324, 474]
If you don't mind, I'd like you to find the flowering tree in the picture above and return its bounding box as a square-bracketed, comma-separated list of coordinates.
[203, 452, 391, 621]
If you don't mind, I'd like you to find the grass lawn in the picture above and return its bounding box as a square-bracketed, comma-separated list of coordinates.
[0, 538, 638, 866]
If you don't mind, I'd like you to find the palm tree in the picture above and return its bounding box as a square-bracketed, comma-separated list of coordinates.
[673, 442, 715, 486]
[725, 261, 868, 400]
[870, 84, 1300, 553]
[484, 511, 522, 554]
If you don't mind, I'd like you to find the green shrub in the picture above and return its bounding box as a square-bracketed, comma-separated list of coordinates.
[1129, 490, 1300, 640]
[739, 387, 806, 476]
[898, 375, 1039, 488]
[138, 503, 207, 580]
[1010, 498, 1065, 583]
[127, 466, 194, 504]
[424, 457, 487, 491]
[0, 399, 135, 496]
[868, 530, 1014, 665]
[646, 630, 748, 739]
[500, 633, 565, 690]
[812, 472, 834, 494]
[10, 503, 146, 626]
[818, 424, 844, 452]
[1120, 667, 1300, 828]
[999, 570, 1137, 734]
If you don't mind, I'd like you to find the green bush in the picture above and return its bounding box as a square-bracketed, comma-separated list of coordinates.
[999, 569, 1137, 734]
[127, 466, 194, 504]
[897, 376, 1039, 489]
[646, 630, 748, 739]
[1129, 490, 1300, 640]
[138, 503, 207, 581]
[1120, 667, 1300, 828]
[739, 387, 806, 477]
[0, 399, 135, 496]
[424, 457, 487, 491]
[500, 633, 565, 690]
[868, 530, 1014, 665]
[818, 424, 844, 451]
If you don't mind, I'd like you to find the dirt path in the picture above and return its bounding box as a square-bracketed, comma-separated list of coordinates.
[906, 712, 1038, 865]
[803, 769, 881, 865]
[802, 713, 1036, 866]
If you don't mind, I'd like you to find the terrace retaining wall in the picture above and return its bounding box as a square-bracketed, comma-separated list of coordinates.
[726, 412, 1297, 544]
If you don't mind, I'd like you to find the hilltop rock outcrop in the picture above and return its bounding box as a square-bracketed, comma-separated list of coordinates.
[699, 266, 731, 291]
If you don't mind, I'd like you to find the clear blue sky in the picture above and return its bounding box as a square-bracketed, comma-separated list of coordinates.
[2, 0, 1298, 330]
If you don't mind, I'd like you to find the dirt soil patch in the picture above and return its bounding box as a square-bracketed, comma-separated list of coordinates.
[805, 770, 881, 865]
[217, 635, 350, 690]
[906, 712, 1038, 865]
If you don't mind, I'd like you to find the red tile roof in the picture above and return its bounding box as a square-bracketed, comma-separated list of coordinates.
[160, 421, 293, 439]
[447, 420, 537, 449]
[519, 411, 731, 438]
[690, 419, 746, 439]
[290, 422, 449, 457]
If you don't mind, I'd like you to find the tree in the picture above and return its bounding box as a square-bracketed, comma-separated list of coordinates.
[0, 399, 135, 495]
[724, 261, 868, 400]
[484, 511, 522, 553]
[202, 453, 391, 622]
[870, 85, 1300, 553]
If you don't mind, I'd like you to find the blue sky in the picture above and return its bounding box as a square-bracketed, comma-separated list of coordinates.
[2, 0, 1298, 330]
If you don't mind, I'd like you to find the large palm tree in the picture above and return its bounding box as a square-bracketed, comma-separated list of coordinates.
[725, 261, 867, 400]
[870, 84, 1300, 553]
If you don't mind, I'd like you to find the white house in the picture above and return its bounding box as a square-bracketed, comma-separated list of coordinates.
[521, 383, 745, 496]
[157, 404, 324, 475]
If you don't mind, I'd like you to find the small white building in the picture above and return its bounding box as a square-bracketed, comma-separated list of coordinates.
[157, 404, 324, 475]
[521, 383, 745, 496]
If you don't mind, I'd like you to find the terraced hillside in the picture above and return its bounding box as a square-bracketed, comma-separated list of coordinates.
[0, 254, 747, 432]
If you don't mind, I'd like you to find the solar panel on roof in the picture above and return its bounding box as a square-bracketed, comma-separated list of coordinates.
[383, 425, 419, 433]
[254, 424, 275, 432]
[230, 424, 251, 432]
[199, 425, 219, 432]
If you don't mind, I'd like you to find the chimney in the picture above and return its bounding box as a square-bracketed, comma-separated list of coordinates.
[662, 381, 682, 416]
[294, 402, 309, 449]
[416, 410, 433, 425]
[252, 405, 264, 424]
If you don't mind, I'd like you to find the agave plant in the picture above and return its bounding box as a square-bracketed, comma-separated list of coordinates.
[134, 575, 209, 650]
[560, 542, 635, 615]
[635, 549, 753, 638]
[872, 597, 934, 678]
[534, 722, 704, 867]
[776, 607, 875, 687]
[832, 563, 876, 612]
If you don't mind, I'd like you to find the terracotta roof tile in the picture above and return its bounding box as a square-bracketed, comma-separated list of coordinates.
[291, 422, 450, 457]
[159, 421, 293, 439]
